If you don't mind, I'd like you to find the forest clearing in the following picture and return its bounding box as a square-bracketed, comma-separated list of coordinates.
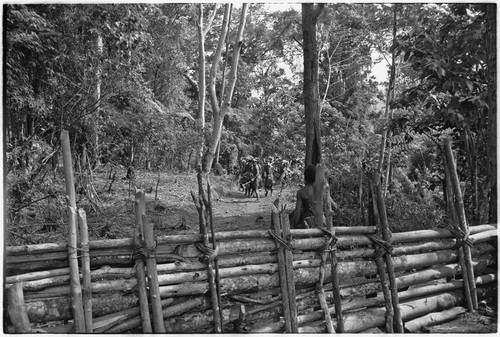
[4, 2, 497, 334]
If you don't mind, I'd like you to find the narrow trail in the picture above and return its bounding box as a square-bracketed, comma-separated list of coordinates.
[212, 184, 297, 232]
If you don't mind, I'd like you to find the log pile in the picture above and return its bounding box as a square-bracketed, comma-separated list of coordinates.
[4, 220, 497, 333]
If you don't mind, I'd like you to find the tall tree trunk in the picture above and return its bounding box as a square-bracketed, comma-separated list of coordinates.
[196, 4, 205, 170]
[195, 5, 210, 169]
[203, 4, 248, 173]
[302, 3, 324, 167]
[485, 4, 497, 223]
[90, 32, 103, 166]
[378, 4, 397, 178]
[462, 128, 480, 225]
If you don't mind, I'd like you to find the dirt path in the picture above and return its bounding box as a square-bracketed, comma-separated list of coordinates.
[212, 186, 295, 232]
[138, 172, 299, 236]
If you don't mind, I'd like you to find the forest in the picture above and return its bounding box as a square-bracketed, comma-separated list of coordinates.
[4, 3, 497, 242]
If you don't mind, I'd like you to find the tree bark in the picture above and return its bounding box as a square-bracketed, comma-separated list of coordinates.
[302, 3, 324, 166]
[195, 5, 206, 168]
[90, 32, 102, 164]
[203, 4, 248, 172]
[485, 4, 497, 224]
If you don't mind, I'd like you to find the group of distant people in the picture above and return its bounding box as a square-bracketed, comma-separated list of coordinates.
[237, 156, 336, 229]
[237, 155, 296, 201]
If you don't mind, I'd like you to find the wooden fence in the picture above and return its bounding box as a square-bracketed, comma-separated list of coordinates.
[4, 132, 498, 333]
[4, 214, 497, 333]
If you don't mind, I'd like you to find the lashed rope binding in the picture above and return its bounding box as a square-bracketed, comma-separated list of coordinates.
[267, 229, 294, 253]
[195, 242, 220, 262]
[131, 240, 157, 266]
[317, 227, 338, 252]
[368, 234, 393, 259]
[439, 223, 473, 249]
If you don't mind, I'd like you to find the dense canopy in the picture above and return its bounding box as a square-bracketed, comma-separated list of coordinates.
[4, 3, 496, 232]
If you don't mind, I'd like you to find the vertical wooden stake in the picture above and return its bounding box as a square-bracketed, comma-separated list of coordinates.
[134, 190, 152, 333]
[61, 130, 86, 333]
[142, 213, 166, 332]
[369, 180, 393, 333]
[77, 209, 93, 332]
[317, 250, 335, 333]
[444, 158, 474, 311]
[313, 164, 325, 228]
[325, 171, 344, 332]
[374, 180, 403, 332]
[61, 130, 77, 209]
[193, 171, 222, 332]
[7, 283, 31, 333]
[314, 164, 335, 332]
[206, 179, 223, 330]
[444, 138, 478, 311]
[281, 211, 298, 333]
[271, 201, 292, 333]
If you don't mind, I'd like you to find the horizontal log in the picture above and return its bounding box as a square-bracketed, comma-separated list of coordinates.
[157, 247, 492, 299]
[93, 298, 174, 333]
[470, 229, 497, 243]
[6, 252, 319, 285]
[22, 243, 495, 301]
[25, 293, 140, 323]
[164, 287, 323, 332]
[157, 251, 318, 273]
[98, 297, 203, 333]
[5, 226, 376, 257]
[255, 276, 476, 334]
[6, 225, 495, 265]
[404, 306, 466, 332]
[18, 265, 139, 291]
[13, 235, 491, 289]
[21, 255, 494, 327]
[319, 285, 494, 333]
[5, 268, 70, 283]
[391, 224, 496, 244]
[250, 270, 496, 333]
